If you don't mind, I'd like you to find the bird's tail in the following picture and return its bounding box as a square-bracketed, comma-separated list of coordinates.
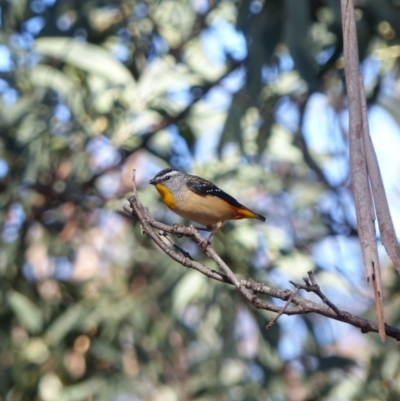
[233, 207, 265, 221]
[254, 212, 266, 222]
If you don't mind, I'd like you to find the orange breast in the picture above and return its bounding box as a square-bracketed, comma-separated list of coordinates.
[155, 183, 176, 208]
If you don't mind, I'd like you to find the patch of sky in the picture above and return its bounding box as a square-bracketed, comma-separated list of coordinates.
[192, 0, 209, 14]
[2, 203, 26, 243]
[303, 93, 348, 186]
[279, 51, 294, 71]
[250, 0, 263, 14]
[2, 224, 19, 243]
[3, 88, 18, 105]
[0, 45, 13, 72]
[277, 314, 309, 360]
[24, 50, 42, 68]
[22, 262, 37, 283]
[52, 256, 73, 280]
[30, 0, 46, 13]
[87, 136, 121, 173]
[246, 363, 264, 384]
[252, 233, 270, 269]
[117, 28, 131, 42]
[99, 210, 125, 235]
[167, 125, 193, 171]
[57, 14, 73, 31]
[194, 124, 221, 162]
[312, 235, 365, 289]
[23, 16, 45, 36]
[368, 105, 400, 235]
[220, 66, 246, 92]
[316, 45, 336, 64]
[22, 255, 72, 281]
[203, 86, 233, 111]
[166, 83, 193, 108]
[361, 55, 381, 89]
[10, 33, 34, 49]
[317, 189, 355, 234]
[275, 96, 300, 132]
[152, 34, 169, 56]
[113, 43, 130, 62]
[134, 2, 148, 18]
[235, 307, 259, 359]
[262, 64, 279, 83]
[147, 35, 170, 61]
[0, 160, 9, 178]
[311, 315, 339, 346]
[201, 19, 247, 64]
[194, 69, 246, 162]
[339, 188, 357, 227]
[54, 104, 71, 122]
[96, 171, 121, 198]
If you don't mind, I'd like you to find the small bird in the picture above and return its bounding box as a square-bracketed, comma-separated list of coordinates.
[149, 168, 265, 245]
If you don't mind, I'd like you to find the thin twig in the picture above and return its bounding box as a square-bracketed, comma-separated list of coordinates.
[290, 271, 343, 317]
[158, 230, 194, 260]
[266, 287, 299, 329]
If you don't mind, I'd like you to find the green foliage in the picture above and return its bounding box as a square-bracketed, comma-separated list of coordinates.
[1, 0, 400, 400]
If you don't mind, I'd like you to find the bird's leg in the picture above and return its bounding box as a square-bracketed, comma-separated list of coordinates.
[199, 222, 223, 249]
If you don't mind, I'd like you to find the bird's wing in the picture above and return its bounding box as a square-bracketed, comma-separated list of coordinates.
[186, 177, 247, 210]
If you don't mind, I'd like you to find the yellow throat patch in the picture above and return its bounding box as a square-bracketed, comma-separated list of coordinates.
[155, 183, 176, 208]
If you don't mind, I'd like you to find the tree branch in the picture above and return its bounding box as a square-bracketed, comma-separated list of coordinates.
[341, 0, 385, 341]
[358, 75, 400, 274]
[123, 170, 400, 341]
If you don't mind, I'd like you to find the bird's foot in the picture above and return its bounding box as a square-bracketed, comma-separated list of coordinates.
[198, 237, 210, 250]
[172, 223, 184, 237]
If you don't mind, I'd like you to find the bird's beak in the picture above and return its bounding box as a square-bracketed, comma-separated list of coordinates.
[149, 179, 156, 185]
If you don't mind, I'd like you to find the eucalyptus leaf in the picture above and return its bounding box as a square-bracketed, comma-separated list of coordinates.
[45, 304, 85, 346]
[7, 290, 44, 334]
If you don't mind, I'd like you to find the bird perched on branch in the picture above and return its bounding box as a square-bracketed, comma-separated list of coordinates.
[149, 168, 265, 245]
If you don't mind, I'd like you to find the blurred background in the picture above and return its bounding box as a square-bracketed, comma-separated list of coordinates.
[2, 0, 400, 400]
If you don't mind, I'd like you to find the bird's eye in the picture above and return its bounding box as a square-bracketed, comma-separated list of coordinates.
[165, 175, 170, 181]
